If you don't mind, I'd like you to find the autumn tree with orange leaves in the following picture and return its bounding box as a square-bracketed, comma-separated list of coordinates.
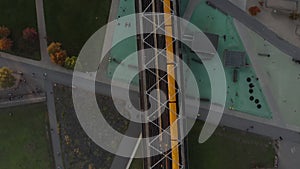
[0, 38, 13, 51]
[48, 42, 68, 65]
[0, 26, 13, 51]
[50, 50, 67, 66]
[48, 42, 62, 54]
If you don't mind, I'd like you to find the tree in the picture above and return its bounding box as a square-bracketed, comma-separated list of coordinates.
[0, 26, 10, 38]
[248, 6, 261, 16]
[0, 38, 13, 51]
[22, 27, 38, 42]
[0, 67, 16, 88]
[50, 50, 67, 65]
[64, 56, 77, 69]
[19, 28, 39, 55]
[47, 42, 62, 55]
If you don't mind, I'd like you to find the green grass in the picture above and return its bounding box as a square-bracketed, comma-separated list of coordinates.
[44, 0, 111, 56]
[0, 103, 53, 169]
[188, 121, 275, 169]
[0, 0, 40, 60]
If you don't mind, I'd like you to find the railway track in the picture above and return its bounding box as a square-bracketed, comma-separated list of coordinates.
[135, 0, 186, 168]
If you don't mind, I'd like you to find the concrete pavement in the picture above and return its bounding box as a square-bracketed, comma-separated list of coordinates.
[0, 94, 46, 108]
[278, 140, 300, 169]
[230, 0, 286, 127]
[35, 0, 51, 64]
[44, 81, 64, 169]
[194, 103, 300, 143]
[229, 1, 300, 168]
[182, 0, 201, 20]
[207, 0, 300, 61]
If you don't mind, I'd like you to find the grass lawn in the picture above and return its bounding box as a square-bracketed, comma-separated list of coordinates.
[0, 103, 53, 169]
[44, 0, 111, 56]
[0, 0, 40, 60]
[188, 121, 275, 169]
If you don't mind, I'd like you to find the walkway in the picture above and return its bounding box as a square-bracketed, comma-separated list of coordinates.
[182, 0, 201, 20]
[278, 140, 300, 169]
[36, 0, 65, 168]
[0, 94, 46, 108]
[35, 0, 51, 64]
[44, 81, 64, 169]
[207, 0, 300, 60]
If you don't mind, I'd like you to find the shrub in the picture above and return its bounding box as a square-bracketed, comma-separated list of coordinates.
[47, 42, 62, 55]
[64, 56, 77, 70]
[22, 27, 38, 42]
[0, 67, 16, 88]
[50, 50, 67, 65]
[0, 38, 13, 51]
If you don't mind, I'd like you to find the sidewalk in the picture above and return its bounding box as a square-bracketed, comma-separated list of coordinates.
[0, 94, 46, 108]
[35, 0, 52, 64]
[44, 81, 64, 169]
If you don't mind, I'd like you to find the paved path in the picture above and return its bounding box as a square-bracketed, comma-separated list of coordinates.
[278, 140, 300, 169]
[176, 94, 300, 144]
[207, 0, 300, 61]
[44, 81, 64, 169]
[182, 0, 201, 20]
[229, 0, 286, 127]
[0, 51, 140, 102]
[229, 1, 300, 168]
[35, 0, 51, 64]
[36, 0, 65, 167]
[0, 94, 46, 108]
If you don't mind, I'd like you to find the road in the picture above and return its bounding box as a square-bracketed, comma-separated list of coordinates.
[207, 0, 300, 61]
